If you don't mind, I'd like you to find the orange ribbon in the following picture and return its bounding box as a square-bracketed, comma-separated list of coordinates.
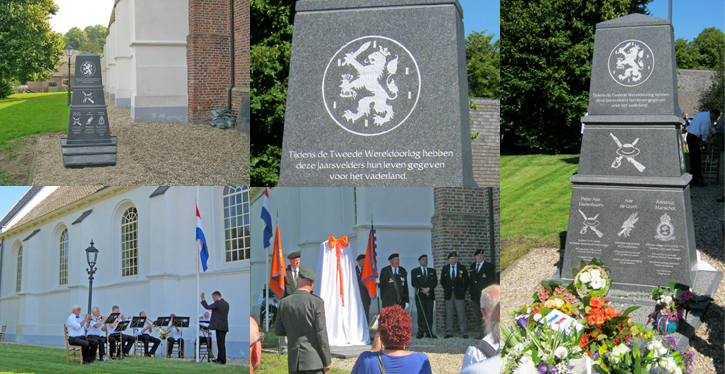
[328, 236, 348, 307]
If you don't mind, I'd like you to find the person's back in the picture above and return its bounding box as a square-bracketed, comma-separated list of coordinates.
[352, 351, 432, 374]
[459, 354, 500, 374]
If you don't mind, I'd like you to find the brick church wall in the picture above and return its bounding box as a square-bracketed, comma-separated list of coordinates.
[187, 0, 250, 130]
[431, 187, 500, 336]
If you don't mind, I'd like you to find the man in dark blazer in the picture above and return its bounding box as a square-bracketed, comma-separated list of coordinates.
[355, 254, 372, 324]
[440, 251, 469, 338]
[470, 249, 496, 339]
[284, 251, 301, 298]
[378, 253, 409, 309]
[411, 254, 437, 338]
[275, 268, 332, 374]
[201, 291, 230, 364]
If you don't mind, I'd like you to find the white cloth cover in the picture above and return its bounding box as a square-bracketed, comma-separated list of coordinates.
[313, 239, 370, 346]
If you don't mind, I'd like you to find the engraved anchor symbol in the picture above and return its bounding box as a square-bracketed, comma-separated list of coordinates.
[82, 91, 94, 104]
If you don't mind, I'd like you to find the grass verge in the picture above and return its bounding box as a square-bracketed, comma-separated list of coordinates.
[500, 151, 579, 269]
[0, 92, 69, 148]
[257, 352, 350, 374]
[0, 342, 246, 374]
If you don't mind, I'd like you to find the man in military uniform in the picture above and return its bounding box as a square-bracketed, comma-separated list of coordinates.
[284, 251, 302, 298]
[411, 254, 437, 338]
[469, 249, 496, 339]
[441, 251, 469, 338]
[355, 254, 371, 324]
[378, 253, 409, 309]
[275, 268, 332, 374]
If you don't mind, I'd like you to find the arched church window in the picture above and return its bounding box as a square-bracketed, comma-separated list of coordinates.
[121, 207, 138, 277]
[223, 186, 250, 262]
[59, 228, 69, 286]
[16, 245, 22, 292]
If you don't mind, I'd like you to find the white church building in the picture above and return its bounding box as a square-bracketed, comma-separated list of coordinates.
[0, 186, 250, 358]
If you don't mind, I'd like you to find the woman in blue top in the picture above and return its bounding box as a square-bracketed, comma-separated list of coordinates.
[351, 305, 432, 374]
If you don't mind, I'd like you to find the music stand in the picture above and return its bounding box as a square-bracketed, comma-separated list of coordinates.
[102, 313, 120, 362]
[113, 321, 130, 361]
[153, 316, 171, 328]
[198, 321, 214, 362]
[174, 317, 190, 328]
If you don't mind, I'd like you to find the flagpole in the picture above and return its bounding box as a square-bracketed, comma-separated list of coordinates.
[372, 214, 381, 315]
[196, 186, 200, 363]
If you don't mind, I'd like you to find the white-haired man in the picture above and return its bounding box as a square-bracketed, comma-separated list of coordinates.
[461, 284, 500, 370]
[85, 306, 110, 361]
[66, 305, 98, 365]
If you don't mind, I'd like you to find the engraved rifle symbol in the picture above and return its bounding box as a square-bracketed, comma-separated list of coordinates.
[82, 91, 94, 104]
[610, 133, 646, 172]
[72, 117, 81, 126]
[579, 210, 604, 238]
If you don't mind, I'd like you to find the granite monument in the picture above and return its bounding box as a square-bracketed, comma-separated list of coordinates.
[278, 0, 475, 186]
[61, 53, 117, 167]
[562, 14, 698, 293]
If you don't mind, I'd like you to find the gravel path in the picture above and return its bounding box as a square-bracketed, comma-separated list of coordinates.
[501, 184, 724, 374]
[32, 100, 250, 185]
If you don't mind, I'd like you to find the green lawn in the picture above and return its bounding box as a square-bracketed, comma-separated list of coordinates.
[500, 151, 580, 269]
[257, 352, 350, 374]
[0, 343, 247, 374]
[0, 92, 69, 148]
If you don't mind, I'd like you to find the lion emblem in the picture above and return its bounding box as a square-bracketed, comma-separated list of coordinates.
[323, 36, 420, 136]
[339, 41, 399, 126]
[608, 39, 654, 87]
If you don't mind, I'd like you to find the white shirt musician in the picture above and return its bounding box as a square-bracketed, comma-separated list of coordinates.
[134, 311, 160, 356]
[166, 314, 184, 358]
[66, 305, 98, 365]
[85, 307, 110, 361]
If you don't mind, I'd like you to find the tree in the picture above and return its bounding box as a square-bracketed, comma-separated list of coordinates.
[500, 0, 651, 153]
[250, 0, 295, 186]
[698, 61, 724, 113]
[82, 25, 107, 54]
[0, 0, 65, 98]
[467, 31, 500, 98]
[64, 27, 88, 50]
[675, 27, 725, 70]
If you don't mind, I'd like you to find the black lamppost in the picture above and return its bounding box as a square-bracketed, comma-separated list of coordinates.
[64, 45, 73, 106]
[85, 240, 99, 314]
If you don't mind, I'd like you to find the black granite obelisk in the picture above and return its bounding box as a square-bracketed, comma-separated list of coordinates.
[61, 53, 117, 167]
[562, 14, 698, 293]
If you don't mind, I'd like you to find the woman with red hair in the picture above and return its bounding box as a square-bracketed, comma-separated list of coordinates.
[351, 306, 432, 374]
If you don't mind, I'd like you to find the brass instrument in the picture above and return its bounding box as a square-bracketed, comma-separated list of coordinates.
[158, 326, 173, 340]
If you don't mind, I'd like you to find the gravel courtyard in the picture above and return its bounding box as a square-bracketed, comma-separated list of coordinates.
[32, 100, 250, 185]
[501, 184, 724, 374]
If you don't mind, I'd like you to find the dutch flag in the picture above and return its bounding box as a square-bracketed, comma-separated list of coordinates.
[196, 205, 209, 272]
[261, 188, 273, 248]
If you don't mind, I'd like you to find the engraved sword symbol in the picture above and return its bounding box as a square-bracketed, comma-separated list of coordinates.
[579, 210, 604, 238]
[610, 133, 646, 172]
[82, 91, 94, 104]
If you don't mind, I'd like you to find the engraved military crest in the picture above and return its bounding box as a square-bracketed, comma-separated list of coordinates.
[608, 39, 654, 87]
[323, 36, 421, 136]
[81, 61, 96, 77]
[655, 213, 675, 241]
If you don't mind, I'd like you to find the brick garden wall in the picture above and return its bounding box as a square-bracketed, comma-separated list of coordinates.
[431, 187, 500, 336]
[232, 0, 250, 132]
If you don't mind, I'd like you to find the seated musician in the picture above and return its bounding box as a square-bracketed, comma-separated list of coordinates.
[108, 305, 134, 357]
[134, 311, 160, 356]
[66, 305, 98, 365]
[199, 312, 213, 351]
[85, 307, 112, 361]
[166, 314, 184, 358]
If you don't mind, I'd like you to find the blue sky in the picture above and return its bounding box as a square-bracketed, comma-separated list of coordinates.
[647, 0, 725, 41]
[459, 0, 500, 41]
[0, 187, 31, 223]
[459, 0, 723, 42]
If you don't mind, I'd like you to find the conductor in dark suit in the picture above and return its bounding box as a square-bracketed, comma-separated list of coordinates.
[201, 291, 229, 364]
[355, 254, 371, 324]
[275, 268, 332, 374]
[378, 253, 409, 309]
[411, 254, 437, 338]
[441, 251, 469, 338]
[284, 251, 302, 298]
[470, 249, 496, 339]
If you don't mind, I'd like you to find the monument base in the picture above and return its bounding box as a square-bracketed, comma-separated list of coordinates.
[60, 136, 117, 167]
[553, 253, 722, 352]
